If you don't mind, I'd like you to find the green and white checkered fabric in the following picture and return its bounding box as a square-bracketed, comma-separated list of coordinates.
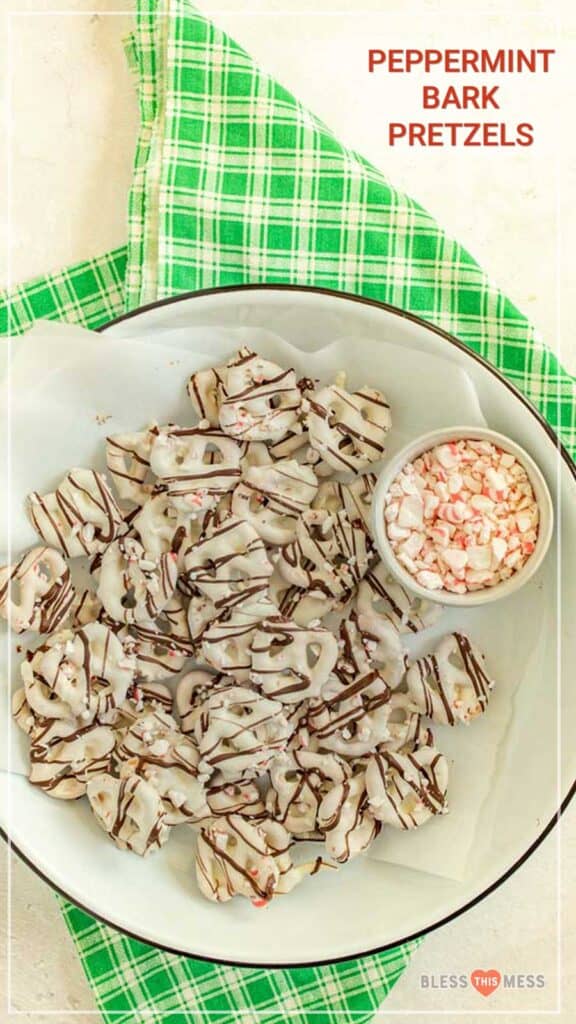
[58, 898, 417, 1022]
[123, 0, 574, 456]
[1, 0, 574, 1019]
[0, 246, 127, 337]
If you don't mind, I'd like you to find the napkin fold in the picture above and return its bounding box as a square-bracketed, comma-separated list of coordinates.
[1, 0, 575, 1021]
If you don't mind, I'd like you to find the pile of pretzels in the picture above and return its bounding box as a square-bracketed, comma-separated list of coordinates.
[2, 347, 495, 906]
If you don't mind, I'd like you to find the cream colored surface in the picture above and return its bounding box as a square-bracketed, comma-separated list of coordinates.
[0, 0, 575, 1020]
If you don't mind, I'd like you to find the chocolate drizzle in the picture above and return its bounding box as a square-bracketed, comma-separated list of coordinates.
[365, 746, 449, 829]
[306, 384, 391, 473]
[187, 365, 227, 426]
[267, 750, 349, 835]
[218, 348, 302, 442]
[0, 546, 75, 634]
[357, 561, 442, 635]
[231, 460, 318, 545]
[277, 508, 374, 600]
[123, 594, 194, 682]
[106, 427, 158, 504]
[21, 622, 134, 725]
[29, 718, 115, 799]
[98, 537, 178, 626]
[87, 773, 171, 855]
[28, 470, 124, 558]
[406, 632, 495, 726]
[318, 772, 381, 863]
[194, 684, 291, 780]
[250, 616, 338, 703]
[195, 815, 279, 902]
[114, 709, 208, 823]
[183, 515, 273, 616]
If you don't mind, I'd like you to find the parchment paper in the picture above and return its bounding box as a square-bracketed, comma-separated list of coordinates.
[0, 319, 547, 881]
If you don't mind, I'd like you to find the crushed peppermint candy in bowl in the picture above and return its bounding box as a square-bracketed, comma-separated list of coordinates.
[371, 427, 554, 606]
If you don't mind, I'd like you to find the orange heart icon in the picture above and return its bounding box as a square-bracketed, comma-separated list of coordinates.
[470, 969, 501, 997]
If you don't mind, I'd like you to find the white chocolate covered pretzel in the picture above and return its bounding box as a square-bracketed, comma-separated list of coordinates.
[28, 469, 125, 558]
[200, 611, 264, 681]
[0, 546, 75, 634]
[258, 817, 325, 894]
[121, 593, 194, 682]
[218, 348, 302, 443]
[306, 384, 391, 472]
[28, 717, 115, 800]
[115, 709, 209, 824]
[318, 772, 380, 862]
[195, 814, 281, 904]
[194, 684, 291, 780]
[195, 814, 320, 904]
[187, 365, 227, 426]
[313, 474, 377, 531]
[377, 693, 432, 753]
[337, 611, 405, 691]
[266, 749, 349, 836]
[268, 428, 334, 479]
[277, 508, 373, 600]
[21, 623, 134, 724]
[267, 427, 309, 462]
[13, 685, 121, 779]
[250, 616, 338, 704]
[186, 590, 219, 643]
[365, 745, 449, 829]
[183, 515, 273, 616]
[132, 486, 211, 566]
[334, 614, 375, 684]
[176, 670, 230, 734]
[231, 459, 318, 546]
[71, 588, 103, 628]
[239, 440, 273, 472]
[206, 773, 267, 819]
[150, 425, 243, 513]
[306, 670, 394, 758]
[406, 632, 494, 725]
[97, 537, 177, 625]
[87, 505, 140, 581]
[357, 561, 443, 635]
[269, 572, 336, 627]
[106, 426, 160, 505]
[12, 687, 37, 736]
[87, 773, 171, 856]
[110, 680, 174, 732]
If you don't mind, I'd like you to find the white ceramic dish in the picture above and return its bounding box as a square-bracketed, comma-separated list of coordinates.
[371, 425, 554, 607]
[1, 285, 574, 966]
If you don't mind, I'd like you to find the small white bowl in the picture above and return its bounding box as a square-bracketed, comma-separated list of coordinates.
[371, 426, 554, 607]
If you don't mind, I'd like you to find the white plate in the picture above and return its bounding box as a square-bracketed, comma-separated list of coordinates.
[1, 285, 574, 966]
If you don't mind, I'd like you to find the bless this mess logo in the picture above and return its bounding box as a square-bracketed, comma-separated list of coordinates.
[420, 970, 545, 997]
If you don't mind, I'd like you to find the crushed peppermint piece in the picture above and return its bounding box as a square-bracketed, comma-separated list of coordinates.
[384, 438, 539, 593]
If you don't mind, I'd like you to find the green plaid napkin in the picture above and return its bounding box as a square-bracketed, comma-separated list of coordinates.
[2, 0, 575, 1020]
